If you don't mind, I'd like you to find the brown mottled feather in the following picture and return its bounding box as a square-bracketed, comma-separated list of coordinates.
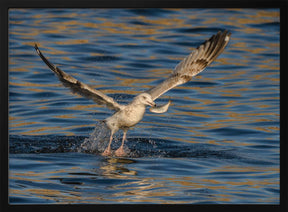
[147, 30, 231, 100]
[34, 44, 123, 111]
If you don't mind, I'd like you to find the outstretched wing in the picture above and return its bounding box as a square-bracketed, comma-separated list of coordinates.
[146, 30, 231, 100]
[34, 44, 124, 111]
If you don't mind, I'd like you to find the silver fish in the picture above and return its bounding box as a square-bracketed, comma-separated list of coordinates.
[149, 99, 172, 113]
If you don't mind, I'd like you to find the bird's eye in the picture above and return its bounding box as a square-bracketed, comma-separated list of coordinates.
[143, 96, 147, 100]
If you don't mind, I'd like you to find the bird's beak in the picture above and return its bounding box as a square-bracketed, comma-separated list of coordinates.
[148, 101, 156, 107]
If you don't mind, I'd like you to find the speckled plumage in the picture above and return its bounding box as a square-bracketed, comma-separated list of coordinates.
[34, 30, 231, 156]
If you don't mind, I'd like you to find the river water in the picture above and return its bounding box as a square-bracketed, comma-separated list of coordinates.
[9, 8, 279, 204]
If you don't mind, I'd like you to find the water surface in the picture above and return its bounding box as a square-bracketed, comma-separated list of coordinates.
[9, 8, 279, 204]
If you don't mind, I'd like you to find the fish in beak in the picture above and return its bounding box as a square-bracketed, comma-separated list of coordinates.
[149, 99, 171, 113]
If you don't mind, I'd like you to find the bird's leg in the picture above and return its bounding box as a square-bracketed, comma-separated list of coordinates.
[102, 133, 113, 156]
[115, 130, 128, 157]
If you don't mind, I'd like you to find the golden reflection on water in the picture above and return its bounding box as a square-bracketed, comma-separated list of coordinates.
[9, 9, 279, 136]
[9, 8, 279, 204]
[9, 156, 279, 204]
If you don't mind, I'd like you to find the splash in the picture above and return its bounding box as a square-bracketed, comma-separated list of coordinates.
[77, 121, 158, 157]
[78, 121, 111, 154]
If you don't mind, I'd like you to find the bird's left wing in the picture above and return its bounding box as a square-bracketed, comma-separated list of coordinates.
[34, 44, 124, 112]
[146, 30, 231, 101]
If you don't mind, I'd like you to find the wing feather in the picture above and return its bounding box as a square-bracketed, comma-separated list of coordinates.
[147, 30, 231, 100]
[34, 44, 123, 111]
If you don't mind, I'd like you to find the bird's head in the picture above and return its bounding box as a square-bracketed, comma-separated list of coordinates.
[135, 93, 156, 107]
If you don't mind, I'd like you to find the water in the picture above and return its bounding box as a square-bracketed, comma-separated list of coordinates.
[9, 8, 279, 204]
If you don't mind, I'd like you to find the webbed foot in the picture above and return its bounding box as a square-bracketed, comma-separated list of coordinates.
[115, 146, 129, 157]
[102, 147, 112, 156]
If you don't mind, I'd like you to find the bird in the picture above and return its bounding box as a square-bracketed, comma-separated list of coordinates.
[34, 30, 231, 157]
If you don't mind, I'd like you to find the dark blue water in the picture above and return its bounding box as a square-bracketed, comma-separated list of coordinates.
[9, 8, 279, 204]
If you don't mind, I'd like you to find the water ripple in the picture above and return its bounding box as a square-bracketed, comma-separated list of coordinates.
[9, 8, 279, 204]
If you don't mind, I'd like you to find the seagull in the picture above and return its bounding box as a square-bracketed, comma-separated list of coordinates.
[34, 30, 231, 156]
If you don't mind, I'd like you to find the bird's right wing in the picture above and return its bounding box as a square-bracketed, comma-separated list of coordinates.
[146, 30, 231, 101]
[34, 44, 124, 112]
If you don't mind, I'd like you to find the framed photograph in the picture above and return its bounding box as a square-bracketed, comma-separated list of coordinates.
[1, 0, 286, 211]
